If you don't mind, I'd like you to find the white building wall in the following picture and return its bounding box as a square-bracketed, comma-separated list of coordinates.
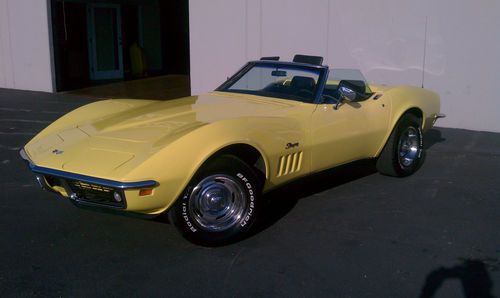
[189, 0, 500, 132]
[0, 0, 54, 92]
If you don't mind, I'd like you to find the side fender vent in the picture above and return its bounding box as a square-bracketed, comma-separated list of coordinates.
[277, 152, 303, 177]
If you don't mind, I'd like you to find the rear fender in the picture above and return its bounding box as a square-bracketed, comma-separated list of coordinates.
[374, 86, 440, 156]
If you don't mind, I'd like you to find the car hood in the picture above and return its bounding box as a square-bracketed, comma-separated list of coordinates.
[80, 91, 296, 141]
[25, 92, 300, 176]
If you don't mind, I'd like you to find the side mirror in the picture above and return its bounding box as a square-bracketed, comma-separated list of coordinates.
[339, 86, 357, 102]
[335, 80, 368, 109]
[334, 80, 364, 110]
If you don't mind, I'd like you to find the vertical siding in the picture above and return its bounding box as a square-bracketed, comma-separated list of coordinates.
[189, 0, 500, 132]
[0, 0, 54, 92]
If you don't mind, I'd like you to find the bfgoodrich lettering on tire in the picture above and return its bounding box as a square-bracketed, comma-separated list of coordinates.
[169, 155, 262, 246]
[376, 114, 424, 177]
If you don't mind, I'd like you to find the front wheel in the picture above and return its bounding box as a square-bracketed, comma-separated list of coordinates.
[169, 155, 262, 246]
[376, 114, 424, 177]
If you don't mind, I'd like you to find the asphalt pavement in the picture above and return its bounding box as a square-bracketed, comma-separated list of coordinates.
[1, 88, 499, 297]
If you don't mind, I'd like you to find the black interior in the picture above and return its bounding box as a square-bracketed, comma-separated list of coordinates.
[258, 76, 317, 103]
[290, 76, 315, 92]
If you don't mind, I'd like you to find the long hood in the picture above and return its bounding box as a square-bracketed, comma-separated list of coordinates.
[80, 92, 297, 142]
[24, 92, 299, 177]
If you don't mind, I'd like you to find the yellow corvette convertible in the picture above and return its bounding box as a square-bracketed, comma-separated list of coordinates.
[21, 55, 444, 245]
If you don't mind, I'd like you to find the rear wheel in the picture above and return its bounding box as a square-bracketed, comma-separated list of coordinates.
[169, 155, 262, 246]
[376, 114, 424, 177]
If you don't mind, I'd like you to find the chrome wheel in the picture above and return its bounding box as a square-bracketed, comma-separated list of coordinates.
[189, 175, 247, 232]
[398, 127, 421, 167]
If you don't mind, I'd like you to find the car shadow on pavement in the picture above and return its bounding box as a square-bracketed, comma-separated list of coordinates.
[419, 259, 495, 298]
[252, 159, 378, 236]
[156, 128, 446, 240]
[252, 128, 445, 238]
[424, 128, 446, 150]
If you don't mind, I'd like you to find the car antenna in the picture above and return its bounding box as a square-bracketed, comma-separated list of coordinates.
[421, 16, 428, 88]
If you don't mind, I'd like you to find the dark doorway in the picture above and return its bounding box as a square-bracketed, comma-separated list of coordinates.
[51, 2, 90, 90]
[50, 0, 190, 93]
[160, 0, 190, 75]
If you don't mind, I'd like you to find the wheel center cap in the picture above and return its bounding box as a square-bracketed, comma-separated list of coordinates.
[205, 190, 227, 210]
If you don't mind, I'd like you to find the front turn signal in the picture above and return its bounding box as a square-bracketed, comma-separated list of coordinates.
[139, 188, 153, 196]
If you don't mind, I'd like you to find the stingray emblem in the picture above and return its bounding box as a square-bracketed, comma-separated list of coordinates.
[285, 142, 299, 149]
[52, 149, 64, 155]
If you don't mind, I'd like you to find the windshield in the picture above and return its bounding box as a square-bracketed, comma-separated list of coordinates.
[219, 63, 323, 103]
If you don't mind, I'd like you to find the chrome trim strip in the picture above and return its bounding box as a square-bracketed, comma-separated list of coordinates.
[20, 148, 157, 190]
[30, 165, 158, 189]
[434, 113, 446, 119]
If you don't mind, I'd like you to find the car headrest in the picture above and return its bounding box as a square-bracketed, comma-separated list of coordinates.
[291, 76, 316, 90]
[260, 56, 280, 61]
[293, 54, 323, 65]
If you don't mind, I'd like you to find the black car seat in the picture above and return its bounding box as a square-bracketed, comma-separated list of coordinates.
[290, 76, 316, 101]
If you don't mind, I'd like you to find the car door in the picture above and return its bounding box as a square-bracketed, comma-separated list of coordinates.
[310, 90, 391, 172]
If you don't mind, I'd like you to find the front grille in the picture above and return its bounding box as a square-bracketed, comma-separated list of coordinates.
[67, 180, 126, 208]
[71, 181, 114, 193]
[39, 174, 127, 209]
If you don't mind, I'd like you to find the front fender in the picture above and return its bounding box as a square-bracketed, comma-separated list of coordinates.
[124, 116, 308, 214]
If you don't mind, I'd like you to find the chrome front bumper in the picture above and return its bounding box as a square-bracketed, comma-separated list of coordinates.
[434, 113, 446, 120]
[19, 148, 158, 209]
[20, 149, 55, 192]
[426, 113, 446, 129]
